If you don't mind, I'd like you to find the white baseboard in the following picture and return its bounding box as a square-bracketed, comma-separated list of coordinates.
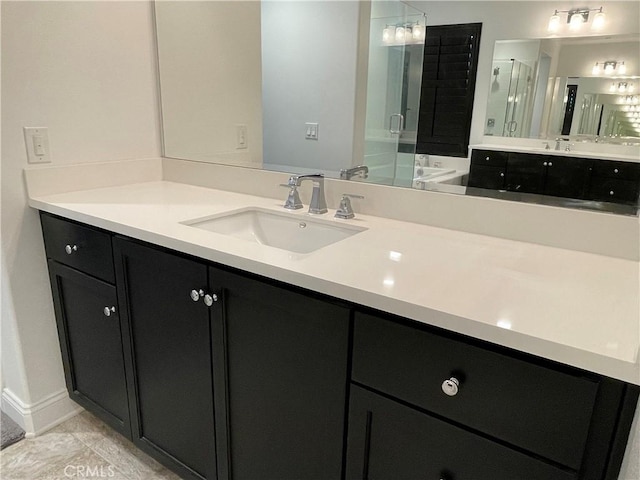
[2, 387, 83, 437]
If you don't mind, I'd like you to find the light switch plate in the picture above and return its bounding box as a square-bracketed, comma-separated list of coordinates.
[23, 127, 51, 164]
[305, 123, 319, 140]
[236, 124, 247, 149]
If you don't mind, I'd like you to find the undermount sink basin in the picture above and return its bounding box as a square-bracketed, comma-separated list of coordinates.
[182, 207, 367, 254]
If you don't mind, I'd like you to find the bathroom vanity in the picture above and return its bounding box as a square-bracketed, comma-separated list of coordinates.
[30, 174, 639, 480]
[467, 147, 640, 209]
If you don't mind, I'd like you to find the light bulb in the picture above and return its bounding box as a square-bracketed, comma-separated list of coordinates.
[592, 63, 601, 75]
[569, 12, 584, 30]
[604, 63, 615, 75]
[382, 26, 393, 44]
[618, 62, 627, 74]
[618, 83, 627, 93]
[548, 13, 561, 32]
[592, 10, 606, 30]
[395, 26, 405, 43]
[629, 83, 635, 92]
[405, 27, 413, 43]
[610, 83, 616, 92]
[412, 24, 423, 40]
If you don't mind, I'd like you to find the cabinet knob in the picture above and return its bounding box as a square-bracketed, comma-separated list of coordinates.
[543, 162, 548, 166]
[190, 289, 205, 302]
[614, 168, 619, 174]
[441, 377, 460, 396]
[548, 161, 553, 167]
[485, 156, 490, 161]
[499, 172, 504, 177]
[65, 244, 78, 255]
[609, 190, 615, 196]
[203, 293, 218, 307]
[103, 306, 116, 317]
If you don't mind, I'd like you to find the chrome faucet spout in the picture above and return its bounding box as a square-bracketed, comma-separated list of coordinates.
[287, 173, 328, 214]
[339, 165, 369, 180]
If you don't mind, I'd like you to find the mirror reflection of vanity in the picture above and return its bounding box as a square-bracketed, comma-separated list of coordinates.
[484, 34, 640, 142]
[153, 0, 640, 215]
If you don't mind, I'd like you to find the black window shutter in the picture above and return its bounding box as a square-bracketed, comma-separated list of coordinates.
[416, 23, 482, 157]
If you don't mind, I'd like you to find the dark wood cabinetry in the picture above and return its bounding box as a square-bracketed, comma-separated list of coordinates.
[345, 385, 576, 480]
[113, 239, 216, 480]
[41, 213, 639, 480]
[210, 267, 350, 480]
[47, 261, 130, 437]
[468, 148, 640, 207]
[348, 311, 639, 480]
[42, 213, 130, 438]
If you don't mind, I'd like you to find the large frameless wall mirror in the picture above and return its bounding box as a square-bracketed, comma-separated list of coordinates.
[155, 0, 427, 187]
[155, 1, 639, 215]
[485, 34, 640, 143]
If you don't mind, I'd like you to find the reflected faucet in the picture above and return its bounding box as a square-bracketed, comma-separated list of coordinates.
[287, 173, 328, 214]
[340, 165, 369, 180]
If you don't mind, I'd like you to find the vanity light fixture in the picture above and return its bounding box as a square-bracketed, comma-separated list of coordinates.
[592, 61, 626, 76]
[610, 82, 633, 93]
[547, 7, 605, 32]
[382, 21, 425, 45]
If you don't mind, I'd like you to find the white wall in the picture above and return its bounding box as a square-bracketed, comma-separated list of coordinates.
[156, 1, 263, 167]
[1, 0, 160, 433]
[408, 0, 640, 147]
[261, 1, 360, 174]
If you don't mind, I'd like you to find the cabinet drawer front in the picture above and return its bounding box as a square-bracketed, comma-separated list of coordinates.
[592, 161, 640, 181]
[471, 149, 508, 166]
[589, 177, 640, 204]
[41, 213, 114, 283]
[351, 312, 598, 469]
[346, 386, 577, 480]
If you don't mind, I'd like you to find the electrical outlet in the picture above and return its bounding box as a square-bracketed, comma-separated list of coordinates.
[236, 124, 247, 149]
[23, 127, 51, 164]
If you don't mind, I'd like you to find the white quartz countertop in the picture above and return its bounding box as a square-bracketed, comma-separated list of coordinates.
[29, 181, 640, 384]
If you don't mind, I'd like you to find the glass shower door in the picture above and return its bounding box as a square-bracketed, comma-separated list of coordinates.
[363, 1, 425, 186]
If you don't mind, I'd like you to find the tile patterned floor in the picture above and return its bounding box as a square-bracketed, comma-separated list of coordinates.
[0, 411, 181, 479]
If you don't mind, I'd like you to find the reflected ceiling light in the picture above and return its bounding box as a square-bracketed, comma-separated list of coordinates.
[412, 23, 424, 40]
[591, 60, 626, 76]
[547, 7, 605, 32]
[382, 25, 394, 44]
[382, 20, 425, 46]
[389, 251, 402, 262]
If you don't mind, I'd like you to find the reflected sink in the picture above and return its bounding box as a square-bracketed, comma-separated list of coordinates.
[182, 207, 367, 254]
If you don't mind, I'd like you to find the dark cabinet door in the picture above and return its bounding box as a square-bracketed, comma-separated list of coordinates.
[345, 386, 577, 480]
[467, 164, 505, 189]
[48, 261, 130, 437]
[505, 153, 546, 194]
[114, 239, 216, 480]
[543, 156, 591, 199]
[210, 267, 350, 480]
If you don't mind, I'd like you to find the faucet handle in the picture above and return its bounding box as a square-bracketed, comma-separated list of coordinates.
[335, 193, 364, 219]
[280, 184, 303, 210]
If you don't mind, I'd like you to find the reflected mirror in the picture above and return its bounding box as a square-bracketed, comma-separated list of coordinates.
[485, 35, 640, 143]
[154, 1, 639, 215]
